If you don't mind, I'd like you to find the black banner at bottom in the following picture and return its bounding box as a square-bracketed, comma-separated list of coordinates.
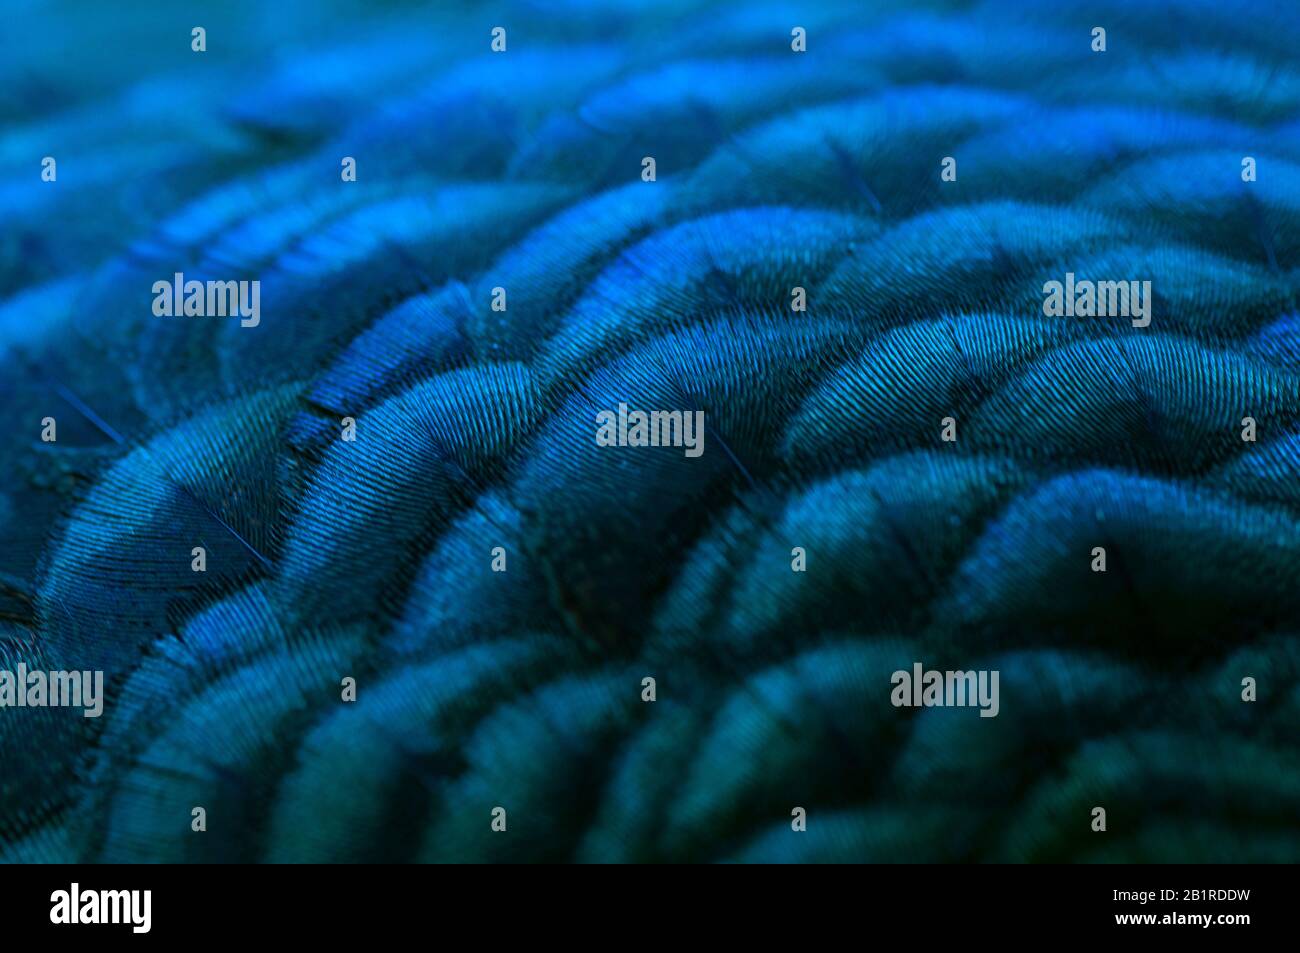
[0, 863, 1282, 941]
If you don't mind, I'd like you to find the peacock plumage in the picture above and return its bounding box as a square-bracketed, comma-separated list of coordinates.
[1, 0, 1298, 863]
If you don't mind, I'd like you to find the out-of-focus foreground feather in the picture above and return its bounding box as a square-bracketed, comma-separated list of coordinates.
[1, 0, 1298, 863]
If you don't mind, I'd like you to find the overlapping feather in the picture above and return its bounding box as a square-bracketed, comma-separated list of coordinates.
[1, 0, 1298, 864]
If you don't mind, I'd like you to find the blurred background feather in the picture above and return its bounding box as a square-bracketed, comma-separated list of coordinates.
[1, 0, 1298, 863]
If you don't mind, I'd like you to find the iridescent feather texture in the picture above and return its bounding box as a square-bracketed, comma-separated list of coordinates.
[1, 0, 1298, 863]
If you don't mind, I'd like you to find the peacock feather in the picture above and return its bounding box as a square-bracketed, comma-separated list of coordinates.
[1, 0, 1298, 863]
